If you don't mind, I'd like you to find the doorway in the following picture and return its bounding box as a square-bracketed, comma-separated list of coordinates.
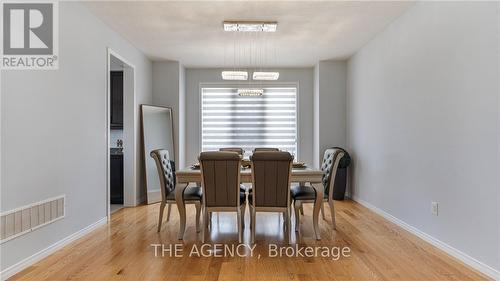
[109, 55, 124, 213]
[106, 49, 136, 218]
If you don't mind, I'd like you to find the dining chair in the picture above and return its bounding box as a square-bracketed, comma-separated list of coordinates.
[249, 151, 293, 244]
[150, 149, 202, 233]
[199, 151, 246, 243]
[219, 147, 248, 195]
[253, 147, 280, 152]
[291, 148, 344, 231]
[219, 147, 244, 156]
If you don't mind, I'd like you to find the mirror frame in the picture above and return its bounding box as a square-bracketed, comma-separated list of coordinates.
[140, 104, 175, 204]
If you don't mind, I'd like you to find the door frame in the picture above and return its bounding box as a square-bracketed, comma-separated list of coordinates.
[106, 47, 137, 220]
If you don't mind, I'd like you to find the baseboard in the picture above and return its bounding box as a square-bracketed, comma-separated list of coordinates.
[0, 217, 107, 280]
[147, 189, 161, 204]
[351, 196, 500, 280]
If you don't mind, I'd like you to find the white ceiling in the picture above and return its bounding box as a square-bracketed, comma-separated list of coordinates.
[84, 1, 414, 67]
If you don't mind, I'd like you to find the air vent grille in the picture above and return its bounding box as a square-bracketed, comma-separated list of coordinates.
[1, 195, 65, 244]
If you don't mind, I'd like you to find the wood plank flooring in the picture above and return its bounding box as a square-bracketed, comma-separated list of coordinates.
[9, 200, 490, 281]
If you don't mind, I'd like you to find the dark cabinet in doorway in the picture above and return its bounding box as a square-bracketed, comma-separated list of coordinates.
[110, 71, 123, 129]
[110, 153, 124, 204]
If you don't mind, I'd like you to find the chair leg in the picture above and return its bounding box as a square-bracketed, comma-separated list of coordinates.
[248, 206, 252, 230]
[300, 203, 304, 215]
[280, 212, 288, 243]
[201, 207, 208, 243]
[249, 206, 253, 230]
[321, 203, 326, 220]
[286, 208, 291, 244]
[250, 206, 256, 244]
[241, 204, 246, 228]
[209, 212, 212, 230]
[237, 206, 243, 243]
[195, 202, 201, 233]
[294, 200, 301, 232]
[328, 200, 336, 230]
[166, 203, 172, 222]
[157, 201, 166, 233]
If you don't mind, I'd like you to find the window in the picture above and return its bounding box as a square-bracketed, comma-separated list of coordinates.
[201, 87, 297, 158]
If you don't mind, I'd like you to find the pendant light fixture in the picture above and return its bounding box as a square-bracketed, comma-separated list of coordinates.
[252, 71, 279, 80]
[221, 20, 279, 83]
[223, 21, 277, 33]
[221, 71, 248, 80]
[237, 88, 264, 96]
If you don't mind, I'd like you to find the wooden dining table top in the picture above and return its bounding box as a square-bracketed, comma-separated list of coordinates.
[176, 166, 324, 183]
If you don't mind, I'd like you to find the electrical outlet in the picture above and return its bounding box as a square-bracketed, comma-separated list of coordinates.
[431, 202, 438, 216]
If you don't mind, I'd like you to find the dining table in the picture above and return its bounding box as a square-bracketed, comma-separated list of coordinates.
[175, 166, 325, 240]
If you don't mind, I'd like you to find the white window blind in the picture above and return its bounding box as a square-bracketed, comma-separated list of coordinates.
[201, 87, 297, 158]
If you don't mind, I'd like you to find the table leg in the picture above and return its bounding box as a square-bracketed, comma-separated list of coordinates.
[176, 183, 189, 240]
[311, 182, 323, 240]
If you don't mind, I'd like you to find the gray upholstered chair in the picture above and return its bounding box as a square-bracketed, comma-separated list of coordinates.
[199, 151, 246, 243]
[253, 147, 279, 153]
[291, 148, 344, 231]
[219, 147, 244, 156]
[150, 149, 202, 233]
[249, 151, 293, 244]
[220, 148, 246, 192]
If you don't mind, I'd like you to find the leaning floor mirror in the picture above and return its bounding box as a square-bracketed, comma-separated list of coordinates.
[141, 105, 175, 204]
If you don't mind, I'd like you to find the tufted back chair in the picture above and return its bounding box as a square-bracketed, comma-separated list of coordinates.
[150, 149, 176, 200]
[321, 148, 343, 197]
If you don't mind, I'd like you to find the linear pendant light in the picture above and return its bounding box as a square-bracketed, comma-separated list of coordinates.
[221, 71, 248, 81]
[238, 88, 264, 96]
[223, 21, 277, 32]
[252, 71, 280, 81]
[222, 20, 279, 82]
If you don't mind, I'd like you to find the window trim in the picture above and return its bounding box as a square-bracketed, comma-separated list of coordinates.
[198, 81, 300, 159]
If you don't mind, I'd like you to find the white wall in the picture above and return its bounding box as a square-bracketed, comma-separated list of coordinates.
[152, 61, 182, 165]
[179, 65, 186, 168]
[498, 4, 500, 271]
[152, 61, 187, 168]
[314, 61, 347, 167]
[0, 2, 152, 273]
[313, 64, 320, 166]
[347, 1, 499, 275]
[184, 68, 314, 166]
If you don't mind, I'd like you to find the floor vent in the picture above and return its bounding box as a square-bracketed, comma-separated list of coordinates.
[1, 195, 65, 244]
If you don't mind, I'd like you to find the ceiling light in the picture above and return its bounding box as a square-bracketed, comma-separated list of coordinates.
[223, 22, 238, 32]
[238, 89, 264, 96]
[222, 71, 248, 80]
[252, 71, 280, 81]
[237, 23, 262, 32]
[223, 21, 277, 32]
[262, 23, 277, 32]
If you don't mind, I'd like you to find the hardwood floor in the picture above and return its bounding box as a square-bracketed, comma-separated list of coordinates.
[10, 200, 490, 281]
